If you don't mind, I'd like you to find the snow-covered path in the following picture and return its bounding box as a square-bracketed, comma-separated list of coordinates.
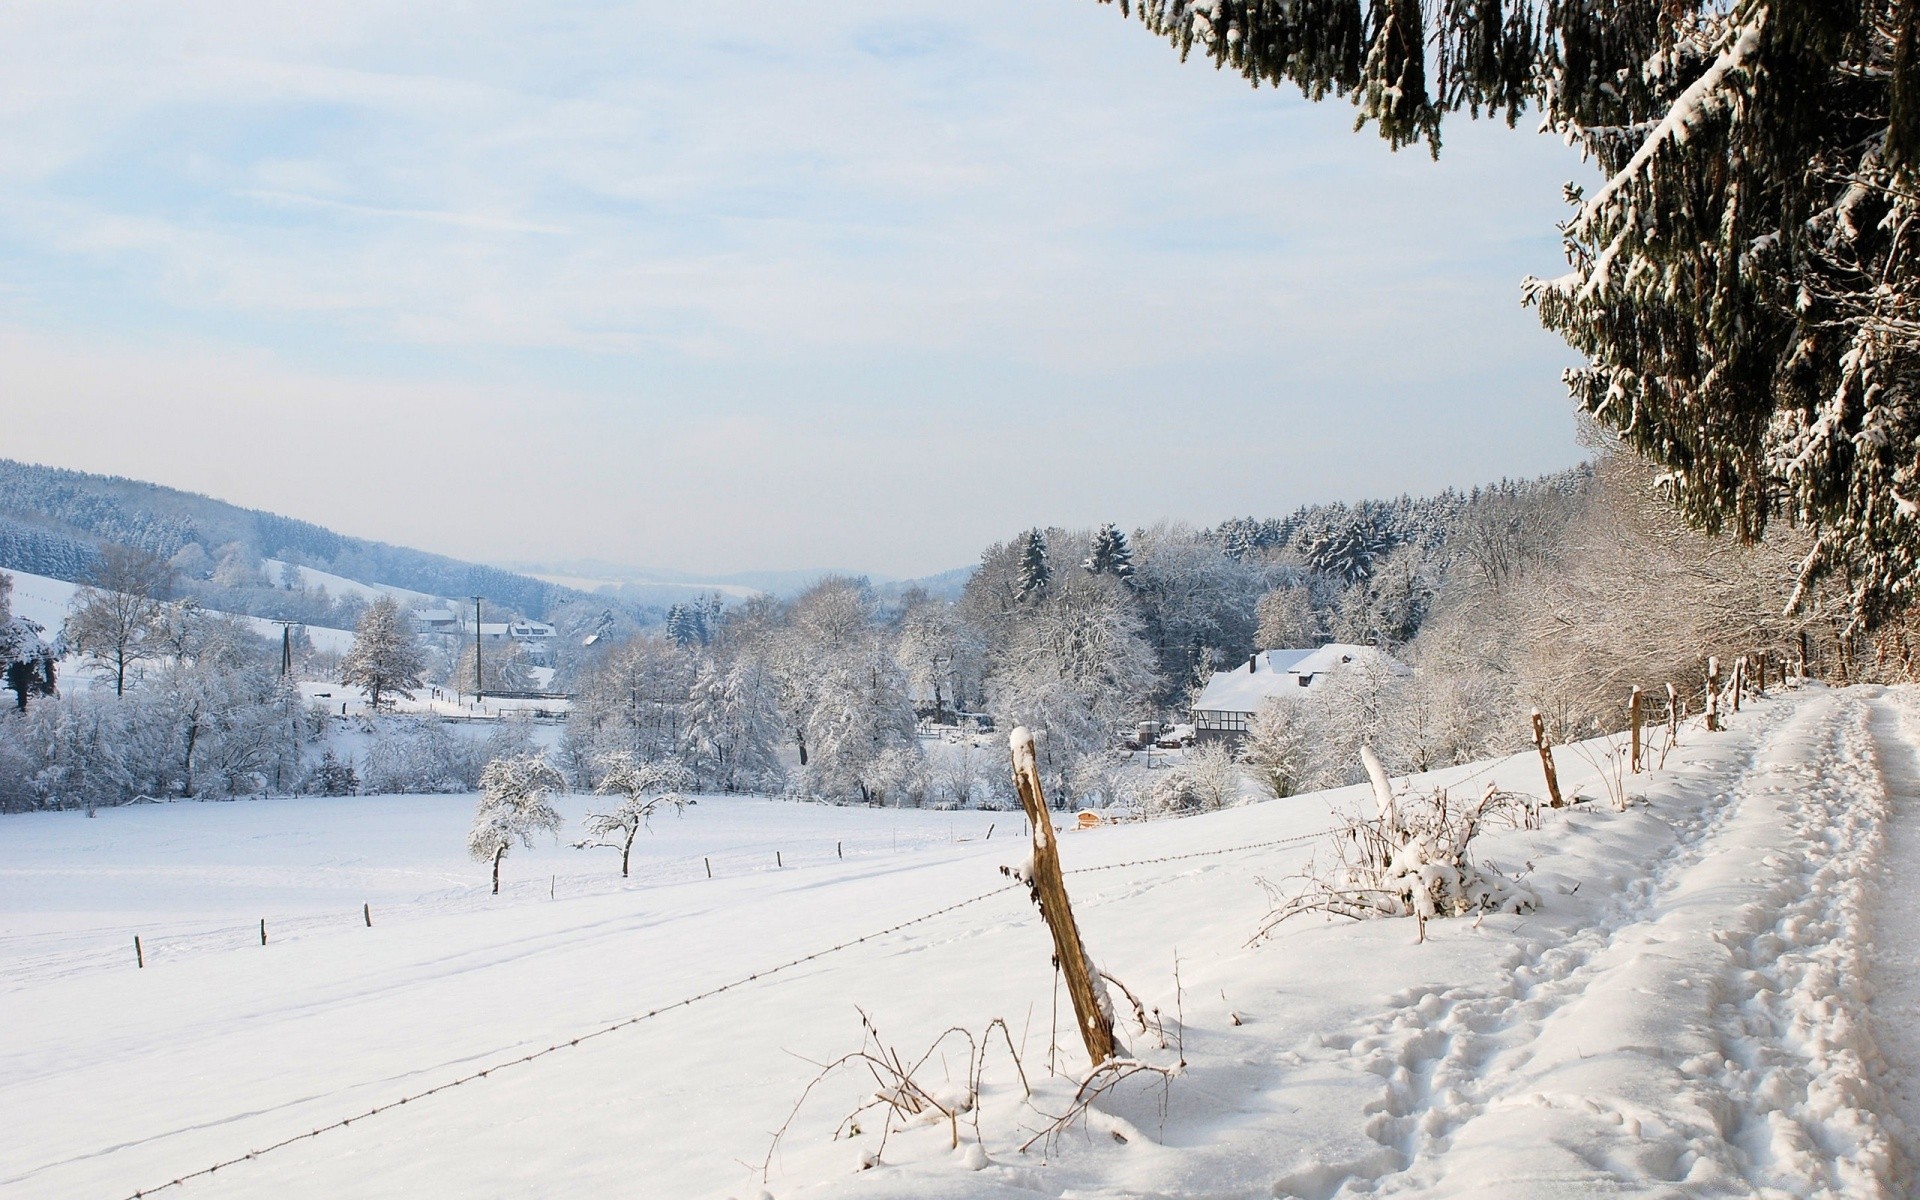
[7, 686, 1920, 1199]
[1869, 692, 1920, 1162]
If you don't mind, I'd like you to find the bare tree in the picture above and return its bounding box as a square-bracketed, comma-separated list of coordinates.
[63, 546, 175, 696]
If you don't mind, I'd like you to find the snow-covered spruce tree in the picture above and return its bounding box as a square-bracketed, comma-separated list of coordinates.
[468, 753, 567, 894]
[1015, 529, 1052, 603]
[340, 596, 425, 711]
[0, 574, 57, 712]
[574, 751, 693, 877]
[1101, 0, 1920, 627]
[1083, 522, 1137, 585]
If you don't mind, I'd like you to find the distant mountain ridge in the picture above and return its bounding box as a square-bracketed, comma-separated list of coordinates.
[0, 458, 591, 621]
[506, 560, 975, 604]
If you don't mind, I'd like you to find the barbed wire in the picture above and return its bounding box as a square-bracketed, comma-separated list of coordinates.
[118, 822, 1345, 1199]
[120, 880, 1027, 1199]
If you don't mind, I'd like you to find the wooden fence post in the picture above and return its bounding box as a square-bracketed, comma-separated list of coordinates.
[1706, 656, 1721, 732]
[363, 903, 372, 928]
[1731, 656, 1745, 713]
[1666, 682, 1680, 747]
[1007, 727, 1117, 1067]
[134, 935, 144, 969]
[1629, 686, 1644, 774]
[260, 919, 268, 946]
[1531, 709, 1564, 808]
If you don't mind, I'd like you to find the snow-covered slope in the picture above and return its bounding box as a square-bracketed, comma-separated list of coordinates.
[3, 686, 1917, 1199]
[1, 566, 356, 656]
[261, 559, 442, 608]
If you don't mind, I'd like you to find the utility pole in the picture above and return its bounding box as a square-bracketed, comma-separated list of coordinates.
[277, 622, 294, 677]
[472, 596, 485, 702]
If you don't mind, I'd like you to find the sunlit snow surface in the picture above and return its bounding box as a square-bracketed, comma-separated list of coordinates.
[4, 685, 1919, 1198]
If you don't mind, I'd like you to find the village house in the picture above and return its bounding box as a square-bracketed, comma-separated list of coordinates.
[1189, 643, 1405, 744]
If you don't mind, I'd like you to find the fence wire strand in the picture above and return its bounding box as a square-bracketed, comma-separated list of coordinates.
[120, 822, 1338, 1199]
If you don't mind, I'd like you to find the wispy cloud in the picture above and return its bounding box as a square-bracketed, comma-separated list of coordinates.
[0, 0, 1596, 574]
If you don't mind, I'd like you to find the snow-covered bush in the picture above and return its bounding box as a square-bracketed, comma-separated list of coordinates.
[305, 750, 360, 796]
[468, 753, 566, 894]
[1259, 748, 1537, 943]
[1068, 750, 1144, 809]
[1143, 741, 1240, 816]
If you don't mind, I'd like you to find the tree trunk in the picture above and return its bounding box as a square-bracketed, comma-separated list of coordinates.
[492, 845, 505, 894]
[1009, 727, 1118, 1068]
[621, 828, 634, 878]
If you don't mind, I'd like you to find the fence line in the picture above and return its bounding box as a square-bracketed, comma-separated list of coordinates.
[117, 822, 1341, 1199]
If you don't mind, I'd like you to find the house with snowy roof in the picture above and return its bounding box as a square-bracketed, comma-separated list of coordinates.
[1190, 643, 1406, 744]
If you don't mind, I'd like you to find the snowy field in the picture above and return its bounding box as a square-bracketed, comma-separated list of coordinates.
[6, 685, 1920, 1198]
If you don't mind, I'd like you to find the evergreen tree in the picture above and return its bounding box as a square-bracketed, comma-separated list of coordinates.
[1101, 0, 1920, 623]
[1083, 523, 1137, 584]
[1016, 529, 1052, 603]
[340, 596, 425, 711]
[665, 604, 699, 647]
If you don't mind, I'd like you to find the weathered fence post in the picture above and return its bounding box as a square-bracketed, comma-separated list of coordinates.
[1731, 656, 1745, 713]
[1007, 727, 1117, 1067]
[363, 903, 372, 928]
[1706, 657, 1721, 732]
[1629, 686, 1644, 774]
[1531, 709, 1564, 808]
[134, 935, 144, 968]
[1666, 682, 1680, 747]
[260, 919, 268, 946]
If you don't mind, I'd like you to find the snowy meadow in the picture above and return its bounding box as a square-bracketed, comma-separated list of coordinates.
[8, 686, 1920, 1199]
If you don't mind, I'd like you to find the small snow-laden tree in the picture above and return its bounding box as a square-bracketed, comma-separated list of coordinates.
[574, 751, 693, 877]
[1303, 655, 1407, 791]
[565, 634, 695, 767]
[894, 592, 986, 723]
[454, 637, 533, 694]
[1254, 583, 1320, 650]
[860, 744, 932, 808]
[153, 601, 270, 672]
[469, 753, 567, 894]
[1068, 750, 1143, 810]
[1382, 666, 1516, 776]
[1241, 695, 1313, 799]
[985, 572, 1161, 804]
[683, 656, 785, 793]
[1143, 740, 1241, 817]
[1128, 522, 1271, 703]
[341, 596, 425, 711]
[63, 545, 174, 696]
[803, 650, 921, 803]
[19, 691, 133, 812]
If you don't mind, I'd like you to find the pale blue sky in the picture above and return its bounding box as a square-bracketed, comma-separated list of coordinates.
[0, 1, 1592, 577]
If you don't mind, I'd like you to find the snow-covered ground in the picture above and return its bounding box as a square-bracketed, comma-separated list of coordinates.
[261, 559, 441, 609]
[5, 685, 1919, 1198]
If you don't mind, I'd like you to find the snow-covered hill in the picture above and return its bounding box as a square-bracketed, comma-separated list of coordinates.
[3, 685, 1916, 1198]
[3, 567, 356, 655]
